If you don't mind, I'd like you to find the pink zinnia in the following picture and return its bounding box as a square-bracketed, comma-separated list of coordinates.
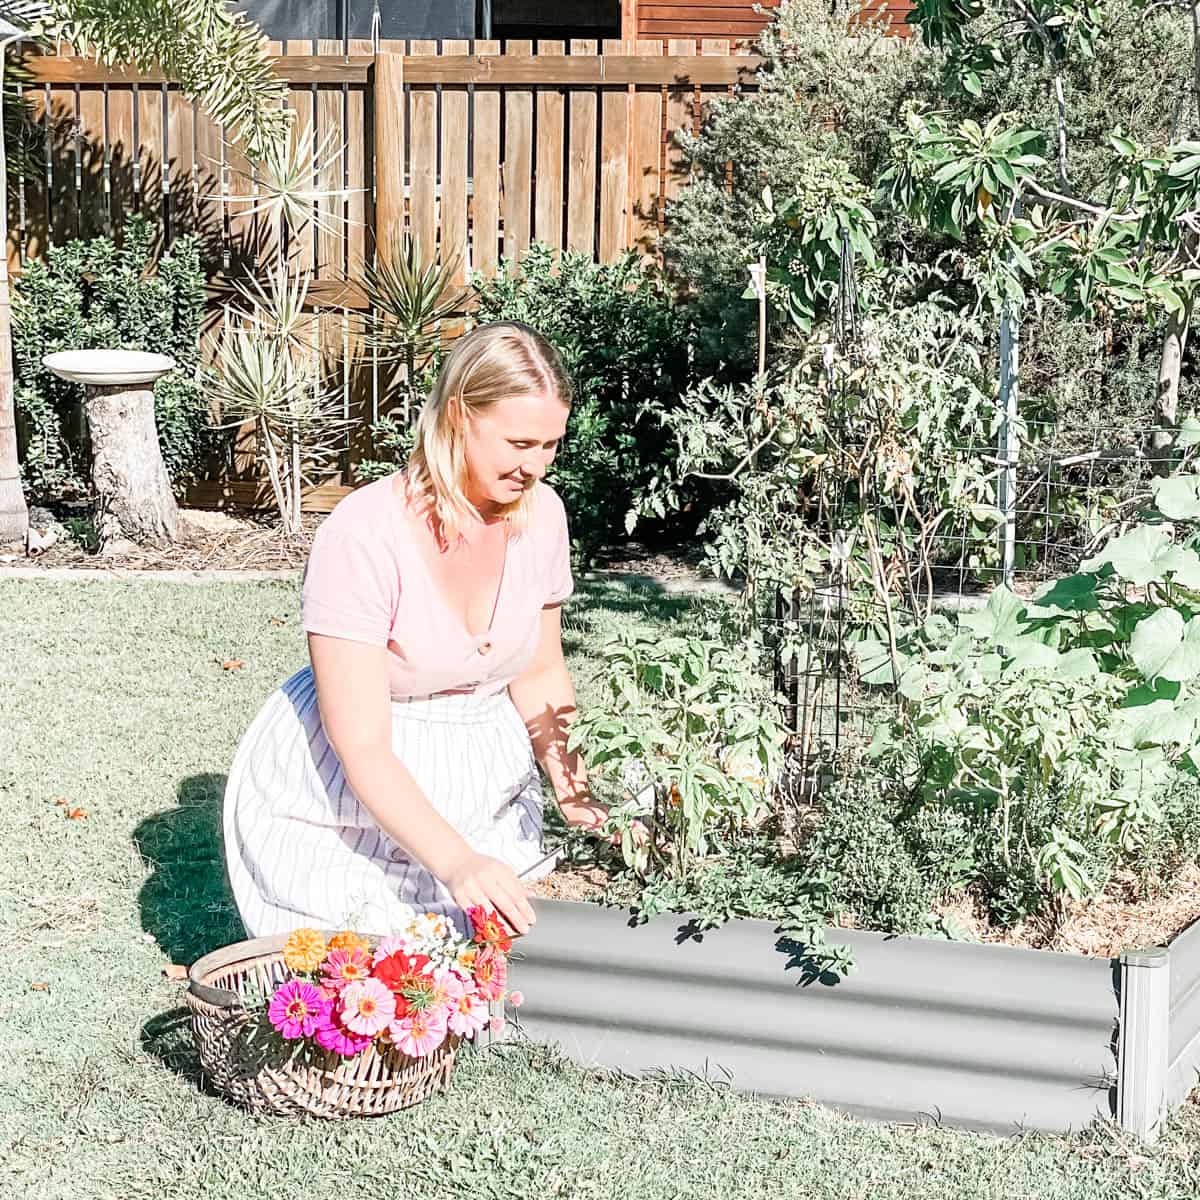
[473, 946, 507, 1001]
[320, 946, 372, 993]
[267, 979, 326, 1040]
[429, 965, 467, 1009]
[490, 1014, 506, 1036]
[372, 934, 413, 966]
[446, 989, 490, 1038]
[508, 990, 524, 1008]
[390, 1006, 449, 1058]
[313, 1005, 374, 1058]
[338, 977, 396, 1036]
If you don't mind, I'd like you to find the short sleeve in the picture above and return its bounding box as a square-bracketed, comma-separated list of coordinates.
[301, 491, 400, 647]
[542, 487, 574, 607]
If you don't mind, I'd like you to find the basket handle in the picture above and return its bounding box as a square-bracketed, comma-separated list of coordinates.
[187, 933, 290, 1007]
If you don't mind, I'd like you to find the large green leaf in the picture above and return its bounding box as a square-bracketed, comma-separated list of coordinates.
[1152, 475, 1200, 521]
[1112, 700, 1196, 750]
[1006, 641, 1061, 672]
[1031, 573, 1099, 613]
[958, 585, 1030, 648]
[1081, 525, 1200, 587]
[854, 639, 902, 686]
[1129, 608, 1200, 682]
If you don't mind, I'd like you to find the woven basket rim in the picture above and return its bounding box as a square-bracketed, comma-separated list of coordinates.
[188, 929, 388, 1008]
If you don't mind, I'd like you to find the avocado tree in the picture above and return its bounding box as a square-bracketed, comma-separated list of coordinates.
[895, 0, 1200, 468]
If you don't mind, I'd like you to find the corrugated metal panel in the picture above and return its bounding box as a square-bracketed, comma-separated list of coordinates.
[1167, 920, 1200, 1105]
[512, 900, 1117, 1133]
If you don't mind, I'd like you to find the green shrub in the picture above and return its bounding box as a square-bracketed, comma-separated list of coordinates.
[857, 476, 1200, 923]
[664, 0, 941, 371]
[471, 243, 694, 558]
[13, 216, 210, 502]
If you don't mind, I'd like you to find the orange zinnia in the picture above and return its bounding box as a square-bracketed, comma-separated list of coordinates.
[327, 930, 371, 956]
[282, 927, 328, 973]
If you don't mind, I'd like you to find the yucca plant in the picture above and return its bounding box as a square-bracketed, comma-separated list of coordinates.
[208, 118, 357, 536]
[218, 126, 354, 272]
[211, 268, 351, 536]
[363, 233, 468, 424]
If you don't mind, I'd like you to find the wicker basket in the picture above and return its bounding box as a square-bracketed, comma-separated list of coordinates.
[186, 933, 460, 1118]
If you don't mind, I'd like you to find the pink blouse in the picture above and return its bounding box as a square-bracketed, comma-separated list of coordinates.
[301, 476, 574, 699]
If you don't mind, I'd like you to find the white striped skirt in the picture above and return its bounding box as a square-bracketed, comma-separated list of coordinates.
[222, 666, 553, 939]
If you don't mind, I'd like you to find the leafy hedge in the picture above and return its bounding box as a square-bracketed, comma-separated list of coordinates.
[13, 216, 210, 501]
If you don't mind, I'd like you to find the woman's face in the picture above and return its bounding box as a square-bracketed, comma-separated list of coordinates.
[461, 390, 569, 513]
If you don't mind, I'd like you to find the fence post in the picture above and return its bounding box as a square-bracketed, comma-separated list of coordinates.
[996, 298, 1019, 585]
[1118, 947, 1170, 1143]
[373, 51, 405, 267]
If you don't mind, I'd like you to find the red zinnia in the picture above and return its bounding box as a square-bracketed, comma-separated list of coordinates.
[372, 950, 433, 1017]
[467, 905, 514, 953]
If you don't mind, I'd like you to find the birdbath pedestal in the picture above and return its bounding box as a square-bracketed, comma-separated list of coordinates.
[43, 350, 180, 555]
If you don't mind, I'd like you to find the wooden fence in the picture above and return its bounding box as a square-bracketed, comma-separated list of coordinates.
[12, 41, 761, 508]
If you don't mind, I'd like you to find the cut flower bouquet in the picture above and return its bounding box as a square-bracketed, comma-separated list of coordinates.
[262, 904, 524, 1062]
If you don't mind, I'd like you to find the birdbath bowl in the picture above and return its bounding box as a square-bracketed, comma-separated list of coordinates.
[42, 349, 177, 387]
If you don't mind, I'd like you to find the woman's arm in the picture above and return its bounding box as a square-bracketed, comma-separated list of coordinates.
[507, 606, 609, 833]
[308, 633, 537, 933]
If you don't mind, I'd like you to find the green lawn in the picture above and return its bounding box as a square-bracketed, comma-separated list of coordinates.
[3, 576, 1200, 1199]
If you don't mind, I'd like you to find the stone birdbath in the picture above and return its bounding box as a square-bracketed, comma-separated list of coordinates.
[43, 349, 180, 555]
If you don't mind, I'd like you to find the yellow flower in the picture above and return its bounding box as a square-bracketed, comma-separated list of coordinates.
[282, 927, 327, 973]
[327, 930, 371, 956]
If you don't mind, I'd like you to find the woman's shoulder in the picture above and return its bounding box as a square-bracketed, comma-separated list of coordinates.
[531, 480, 568, 529]
[315, 475, 402, 544]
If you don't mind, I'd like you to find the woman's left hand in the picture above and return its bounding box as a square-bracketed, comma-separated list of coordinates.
[559, 796, 649, 849]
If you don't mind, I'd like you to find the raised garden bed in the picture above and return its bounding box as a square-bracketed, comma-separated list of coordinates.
[514, 879, 1200, 1138]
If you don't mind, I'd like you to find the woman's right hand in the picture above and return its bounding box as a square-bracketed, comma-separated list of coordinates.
[443, 849, 537, 937]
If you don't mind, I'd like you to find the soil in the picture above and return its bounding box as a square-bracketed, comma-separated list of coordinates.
[3, 505, 322, 573]
[530, 859, 1200, 957]
[936, 863, 1200, 958]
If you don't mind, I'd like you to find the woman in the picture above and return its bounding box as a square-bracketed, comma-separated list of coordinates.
[223, 321, 613, 941]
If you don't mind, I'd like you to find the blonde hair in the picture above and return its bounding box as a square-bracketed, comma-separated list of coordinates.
[406, 321, 572, 541]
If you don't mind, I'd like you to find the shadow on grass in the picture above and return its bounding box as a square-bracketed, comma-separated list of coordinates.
[133, 772, 245, 967]
[139, 1006, 220, 1094]
[563, 579, 700, 658]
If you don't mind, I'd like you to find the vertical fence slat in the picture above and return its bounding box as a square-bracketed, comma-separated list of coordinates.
[598, 39, 631, 263]
[441, 39, 469, 283]
[346, 37, 372, 276]
[284, 39, 316, 274]
[663, 38, 695, 219]
[344, 37, 373, 471]
[107, 84, 134, 237]
[565, 39, 598, 258]
[166, 83, 195, 245]
[316, 39, 346, 279]
[374, 48, 406, 263]
[49, 46, 77, 246]
[503, 40, 534, 266]
[632, 40, 663, 259]
[22, 76, 48, 261]
[136, 84, 163, 226]
[409, 40, 439, 265]
[224, 108, 257, 273]
[193, 97, 224, 266]
[472, 39, 502, 277]
[77, 85, 106, 240]
[534, 41, 565, 254]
